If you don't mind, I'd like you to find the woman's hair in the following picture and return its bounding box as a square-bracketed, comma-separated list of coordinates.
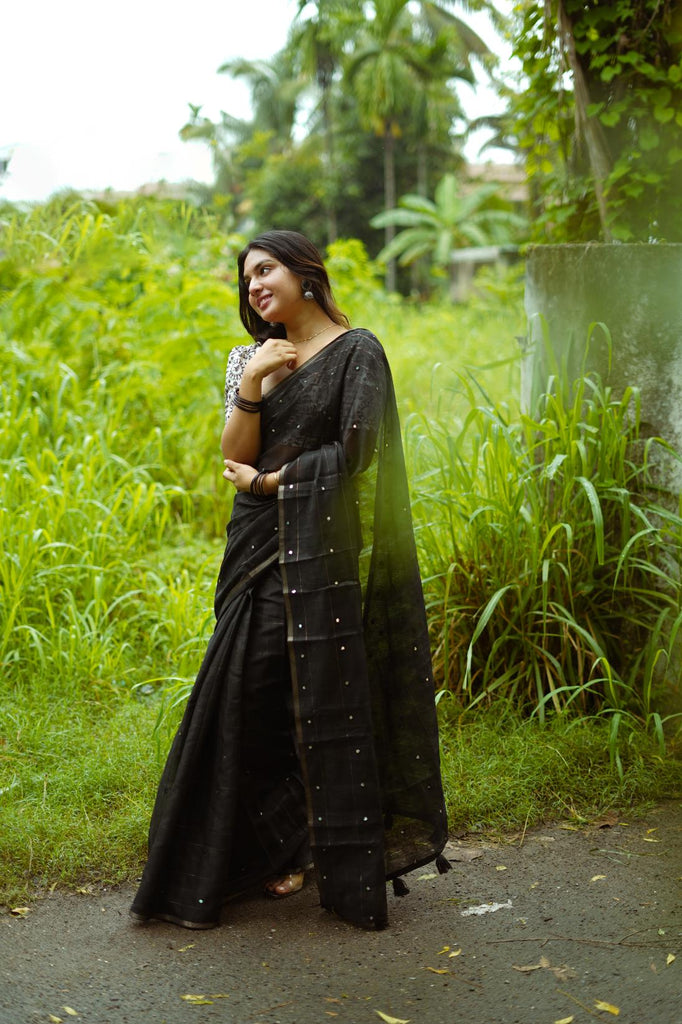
[237, 230, 349, 342]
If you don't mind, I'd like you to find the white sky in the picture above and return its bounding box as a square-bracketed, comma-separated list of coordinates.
[0, 0, 510, 203]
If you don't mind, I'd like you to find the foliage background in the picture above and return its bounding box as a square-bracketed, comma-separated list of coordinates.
[507, 0, 682, 242]
[1, 197, 680, 904]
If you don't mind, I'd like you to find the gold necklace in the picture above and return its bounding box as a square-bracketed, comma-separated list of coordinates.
[290, 323, 334, 345]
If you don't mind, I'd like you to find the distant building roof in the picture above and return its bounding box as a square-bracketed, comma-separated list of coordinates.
[82, 180, 194, 202]
[462, 161, 527, 203]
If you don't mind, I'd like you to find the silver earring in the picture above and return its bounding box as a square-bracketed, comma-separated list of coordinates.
[302, 282, 314, 300]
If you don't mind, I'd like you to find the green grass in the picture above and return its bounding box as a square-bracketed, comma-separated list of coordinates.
[0, 196, 679, 905]
[1, 694, 679, 906]
[0, 694, 159, 904]
[438, 702, 682, 834]
[408, 368, 682, 760]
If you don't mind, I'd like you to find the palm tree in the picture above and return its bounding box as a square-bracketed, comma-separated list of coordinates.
[371, 172, 526, 297]
[413, 1, 495, 191]
[286, 0, 361, 244]
[346, 0, 492, 289]
[217, 54, 304, 149]
[179, 105, 254, 202]
[409, 37, 471, 196]
[420, 0, 506, 50]
[346, 0, 436, 290]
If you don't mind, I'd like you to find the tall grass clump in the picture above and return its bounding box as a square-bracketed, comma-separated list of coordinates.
[0, 351, 198, 690]
[0, 197, 241, 900]
[0, 194, 246, 519]
[410, 365, 682, 768]
[0, 195, 242, 694]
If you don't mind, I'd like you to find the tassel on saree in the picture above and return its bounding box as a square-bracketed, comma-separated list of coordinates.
[392, 876, 410, 896]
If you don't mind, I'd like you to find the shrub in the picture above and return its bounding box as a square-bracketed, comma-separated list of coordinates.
[410, 366, 682, 766]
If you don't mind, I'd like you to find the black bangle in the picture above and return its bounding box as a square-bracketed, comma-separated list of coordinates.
[234, 389, 263, 413]
[249, 470, 269, 498]
[249, 470, 280, 499]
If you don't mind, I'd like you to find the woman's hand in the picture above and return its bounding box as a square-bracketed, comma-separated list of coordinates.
[221, 338, 298, 466]
[222, 459, 257, 492]
[244, 337, 298, 381]
[223, 460, 280, 495]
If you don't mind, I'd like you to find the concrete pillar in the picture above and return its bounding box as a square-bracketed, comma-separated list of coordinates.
[523, 244, 682, 707]
[523, 243, 682, 489]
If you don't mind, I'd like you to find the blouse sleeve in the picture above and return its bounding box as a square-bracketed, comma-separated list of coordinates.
[224, 343, 259, 422]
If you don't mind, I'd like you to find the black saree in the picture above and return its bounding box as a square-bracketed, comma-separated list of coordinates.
[130, 328, 447, 931]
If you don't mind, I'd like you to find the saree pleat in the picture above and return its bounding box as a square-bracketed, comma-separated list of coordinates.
[131, 564, 310, 928]
[279, 447, 388, 928]
[131, 329, 447, 931]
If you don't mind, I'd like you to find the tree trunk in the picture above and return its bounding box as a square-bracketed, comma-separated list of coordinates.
[417, 147, 427, 197]
[411, 147, 429, 294]
[322, 90, 338, 246]
[556, 1, 613, 241]
[384, 126, 396, 292]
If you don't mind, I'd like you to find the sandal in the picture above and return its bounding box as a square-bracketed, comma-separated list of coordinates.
[264, 871, 304, 899]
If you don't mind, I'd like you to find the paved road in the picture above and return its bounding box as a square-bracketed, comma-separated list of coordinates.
[2, 803, 681, 1024]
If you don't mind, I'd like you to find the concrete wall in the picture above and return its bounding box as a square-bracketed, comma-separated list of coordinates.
[523, 243, 682, 490]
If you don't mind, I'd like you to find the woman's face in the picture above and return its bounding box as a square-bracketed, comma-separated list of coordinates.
[243, 247, 304, 324]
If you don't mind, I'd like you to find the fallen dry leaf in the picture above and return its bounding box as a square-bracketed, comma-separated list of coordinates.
[551, 965, 578, 982]
[495, 864, 507, 871]
[642, 837, 661, 844]
[513, 957, 575, 982]
[325, 1013, 338, 1018]
[449, 948, 462, 958]
[180, 994, 214, 1005]
[10, 907, 30, 918]
[177, 942, 195, 952]
[667, 953, 676, 966]
[591, 875, 607, 882]
[375, 1012, 410, 1024]
[436, 945, 450, 954]
[594, 999, 620, 1015]
[594, 812, 619, 828]
[425, 967, 449, 974]
[555, 1017, 575, 1024]
[63, 1009, 78, 1017]
[48, 1017, 62, 1024]
[416, 872, 438, 880]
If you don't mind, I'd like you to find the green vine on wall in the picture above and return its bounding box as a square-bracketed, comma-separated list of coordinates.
[510, 0, 682, 242]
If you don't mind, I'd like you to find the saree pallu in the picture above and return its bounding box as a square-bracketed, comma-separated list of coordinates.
[130, 329, 447, 931]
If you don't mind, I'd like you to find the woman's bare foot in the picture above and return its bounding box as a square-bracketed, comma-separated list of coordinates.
[264, 871, 304, 898]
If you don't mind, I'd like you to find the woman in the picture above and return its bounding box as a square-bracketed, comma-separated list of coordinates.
[130, 230, 448, 932]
